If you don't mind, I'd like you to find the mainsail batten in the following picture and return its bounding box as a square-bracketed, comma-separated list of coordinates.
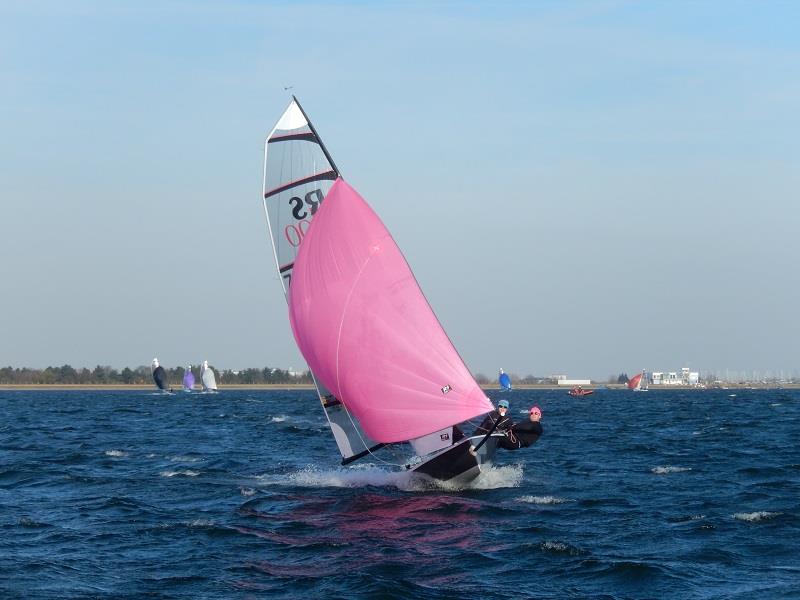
[262, 97, 379, 463]
[288, 178, 493, 444]
[263, 170, 338, 199]
[268, 132, 319, 144]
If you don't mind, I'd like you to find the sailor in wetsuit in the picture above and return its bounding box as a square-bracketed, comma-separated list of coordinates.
[504, 405, 543, 449]
[469, 399, 514, 455]
[473, 399, 514, 436]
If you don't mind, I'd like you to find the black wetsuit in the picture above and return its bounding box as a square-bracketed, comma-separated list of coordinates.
[505, 420, 543, 449]
[473, 410, 513, 437]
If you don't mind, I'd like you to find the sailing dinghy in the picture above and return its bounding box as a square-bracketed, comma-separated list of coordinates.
[628, 371, 649, 392]
[201, 361, 218, 392]
[262, 97, 500, 484]
[151, 358, 172, 393]
[182, 365, 195, 392]
[499, 369, 512, 391]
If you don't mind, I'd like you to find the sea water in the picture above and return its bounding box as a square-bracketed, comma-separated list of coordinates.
[1, 388, 798, 599]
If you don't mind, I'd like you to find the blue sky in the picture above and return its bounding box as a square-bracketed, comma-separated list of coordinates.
[1, 1, 798, 379]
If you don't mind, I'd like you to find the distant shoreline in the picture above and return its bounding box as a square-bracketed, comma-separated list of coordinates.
[1, 383, 797, 391]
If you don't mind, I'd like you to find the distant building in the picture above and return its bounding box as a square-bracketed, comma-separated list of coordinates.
[650, 368, 700, 386]
[557, 379, 592, 386]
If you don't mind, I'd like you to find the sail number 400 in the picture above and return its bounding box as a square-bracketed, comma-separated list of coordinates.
[284, 219, 311, 247]
[284, 189, 324, 248]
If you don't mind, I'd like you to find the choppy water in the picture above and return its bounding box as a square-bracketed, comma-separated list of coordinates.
[1, 388, 799, 599]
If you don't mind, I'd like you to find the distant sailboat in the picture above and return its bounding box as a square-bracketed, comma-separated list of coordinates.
[151, 358, 171, 393]
[499, 369, 512, 391]
[262, 97, 503, 484]
[628, 371, 649, 392]
[182, 365, 195, 392]
[201, 360, 217, 392]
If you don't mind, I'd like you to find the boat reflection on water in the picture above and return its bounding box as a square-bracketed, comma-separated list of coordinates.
[232, 492, 489, 589]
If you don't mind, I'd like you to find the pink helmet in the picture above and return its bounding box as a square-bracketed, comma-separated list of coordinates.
[530, 405, 542, 417]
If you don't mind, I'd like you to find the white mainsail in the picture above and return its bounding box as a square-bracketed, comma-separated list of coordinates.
[262, 97, 381, 464]
[201, 360, 217, 391]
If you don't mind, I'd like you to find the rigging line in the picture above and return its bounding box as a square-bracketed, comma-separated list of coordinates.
[339, 400, 404, 467]
[471, 416, 501, 454]
[350, 417, 403, 467]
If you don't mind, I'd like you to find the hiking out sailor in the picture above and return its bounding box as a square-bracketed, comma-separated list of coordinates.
[473, 399, 514, 436]
[468, 399, 514, 456]
[504, 405, 543, 450]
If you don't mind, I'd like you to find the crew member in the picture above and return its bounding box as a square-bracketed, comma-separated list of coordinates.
[505, 405, 544, 449]
[473, 399, 513, 436]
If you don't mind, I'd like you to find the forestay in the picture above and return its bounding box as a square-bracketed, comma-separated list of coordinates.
[262, 98, 380, 464]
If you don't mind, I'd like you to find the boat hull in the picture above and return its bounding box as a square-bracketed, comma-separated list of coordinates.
[411, 435, 499, 484]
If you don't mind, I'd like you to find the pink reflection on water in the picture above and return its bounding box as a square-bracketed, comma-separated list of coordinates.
[234, 493, 486, 586]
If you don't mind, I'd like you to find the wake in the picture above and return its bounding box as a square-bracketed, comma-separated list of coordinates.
[256, 463, 523, 492]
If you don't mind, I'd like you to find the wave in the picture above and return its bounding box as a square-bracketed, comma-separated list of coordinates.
[104, 449, 128, 457]
[538, 540, 585, 556]
[167, 455, 202, 463]
[516, 495, 570, 505]
[581, 558, 672, 580]
[18, 516, 51, 528]
[184, 519, 215, 527]
[159, 470, 200, 477]
[651, 466, 692, 474]
[269, 415, 288, 423]
[466, 464, 524, 490]
[240, 487, 256, 496]
[732, 511, 782, 522]
[668, 514, 706, 523]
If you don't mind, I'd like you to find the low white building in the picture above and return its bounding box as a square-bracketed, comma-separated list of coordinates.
[557, 379, 592, 386]
[650, 368, 700, 385]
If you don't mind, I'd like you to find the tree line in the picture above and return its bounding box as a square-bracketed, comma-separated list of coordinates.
[473, 373, 563, 385]
[0, 365, 313, 385]
[4, 367, 652, 386]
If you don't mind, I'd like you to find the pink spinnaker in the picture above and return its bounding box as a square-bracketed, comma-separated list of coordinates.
[288, 178, 493, 444]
